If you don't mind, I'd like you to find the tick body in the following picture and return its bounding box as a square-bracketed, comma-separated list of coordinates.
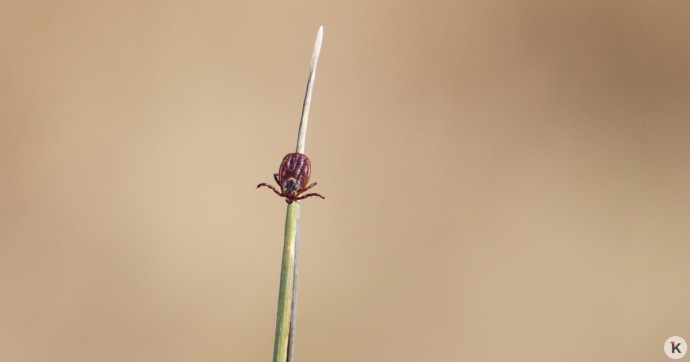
[257, 152, 325, 204]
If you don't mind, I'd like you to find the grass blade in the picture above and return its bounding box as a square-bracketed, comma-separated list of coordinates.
[273, 25, 324, 362]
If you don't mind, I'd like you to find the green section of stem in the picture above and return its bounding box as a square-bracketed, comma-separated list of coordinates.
[273, 202, 300, 362]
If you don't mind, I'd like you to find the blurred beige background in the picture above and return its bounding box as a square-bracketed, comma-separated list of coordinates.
[1, 1, 689, 361]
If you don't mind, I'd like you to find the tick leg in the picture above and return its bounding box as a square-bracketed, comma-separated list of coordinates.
[257, 183, 282, 196]
[273, 173, 280, 184]
[301, 182, 318, 192]
[296, 192, 325, 201]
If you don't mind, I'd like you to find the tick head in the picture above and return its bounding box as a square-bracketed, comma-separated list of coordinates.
[282, 177, 300, 196]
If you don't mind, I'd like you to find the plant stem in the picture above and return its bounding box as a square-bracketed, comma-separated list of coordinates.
[273, 202, 299, 362]
[296, 25, 323, 154]
[273, 25, 323, 362]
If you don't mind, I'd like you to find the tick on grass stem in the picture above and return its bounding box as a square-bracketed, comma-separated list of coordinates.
[257, 152, 325, 204]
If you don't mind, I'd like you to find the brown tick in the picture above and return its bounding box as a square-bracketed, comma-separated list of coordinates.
[257, 152, 325, 204]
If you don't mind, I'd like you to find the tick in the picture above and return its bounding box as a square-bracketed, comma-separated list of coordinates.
[257, 152, 325, 204]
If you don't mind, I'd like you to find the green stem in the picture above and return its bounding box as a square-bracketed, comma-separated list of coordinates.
[272, 25, 323, 362]
[273, 202, 300, 362]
